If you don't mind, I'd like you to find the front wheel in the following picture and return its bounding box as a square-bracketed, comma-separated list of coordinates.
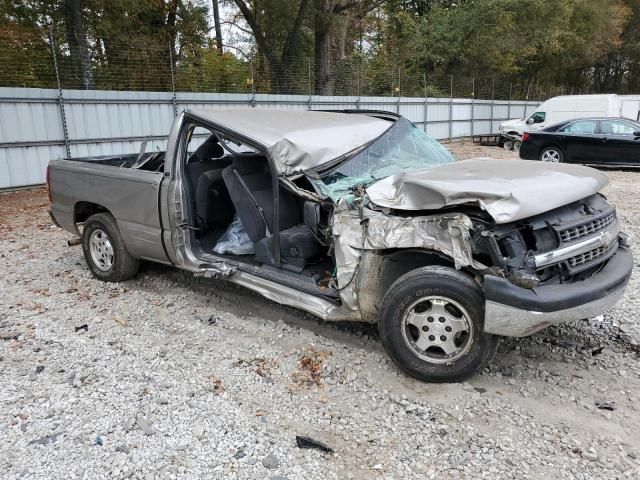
[82, 213, 139, 282]
[378, 266, 499, 383]
[540, 146, 563, 163]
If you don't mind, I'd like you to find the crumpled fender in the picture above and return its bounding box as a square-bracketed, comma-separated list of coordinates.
[332, 203, 485, 313]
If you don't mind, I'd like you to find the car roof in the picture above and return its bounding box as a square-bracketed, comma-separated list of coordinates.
[543, 117, 640, 131]
[188, 108, 393, 175]
[558, 117, 638, 122]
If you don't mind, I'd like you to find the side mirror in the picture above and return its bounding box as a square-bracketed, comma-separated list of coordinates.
[526, 118, 534, 125]
[634, 131, 640, 137]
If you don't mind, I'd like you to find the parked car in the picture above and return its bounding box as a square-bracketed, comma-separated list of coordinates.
[500, 94, 640, 137]
[47, 109, 632, 382]
[519, 117, 640, 166]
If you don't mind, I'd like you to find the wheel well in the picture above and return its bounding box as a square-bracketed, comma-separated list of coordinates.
[378, 249, 457, 300]
[542, 144, 563, 152]
[357, 249, 481, 323]
[74, 202, 110, 224]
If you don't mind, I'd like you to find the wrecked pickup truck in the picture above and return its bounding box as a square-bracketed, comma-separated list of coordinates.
[47, 109, 633, 382]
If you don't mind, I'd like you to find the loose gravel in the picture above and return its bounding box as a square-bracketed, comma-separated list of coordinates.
[1, 143, 639, 479]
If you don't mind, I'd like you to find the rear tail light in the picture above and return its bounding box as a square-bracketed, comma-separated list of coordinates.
[522, 132, 530, 142]
[46, 164, 52, 203]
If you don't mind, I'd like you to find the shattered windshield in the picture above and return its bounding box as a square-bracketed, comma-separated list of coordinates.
[312, 118, 455, 201]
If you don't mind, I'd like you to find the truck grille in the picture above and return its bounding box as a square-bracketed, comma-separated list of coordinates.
[568, 245, 608, 268]
[559, 211, 616, 243]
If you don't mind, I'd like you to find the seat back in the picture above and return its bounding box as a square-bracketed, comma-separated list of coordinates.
[196, 168, 233, 227]
[187, 136, 225, 190]
[222, 156, 301, 242]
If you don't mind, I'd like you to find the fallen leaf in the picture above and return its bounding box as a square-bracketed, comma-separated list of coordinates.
[112, 315, 129, 327]
[208, 375, 225, 395]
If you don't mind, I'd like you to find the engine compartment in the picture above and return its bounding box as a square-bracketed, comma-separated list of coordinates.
[472, 194, 619, 288]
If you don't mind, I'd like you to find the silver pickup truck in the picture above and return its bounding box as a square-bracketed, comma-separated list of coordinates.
[48, 109, 633, 382]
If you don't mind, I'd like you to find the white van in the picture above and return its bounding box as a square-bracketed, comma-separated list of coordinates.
[499, 94, 640, 136]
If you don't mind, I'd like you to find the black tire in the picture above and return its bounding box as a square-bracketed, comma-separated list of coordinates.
[82, 212, 139, 282]
[513, 140, 522, 152]
[378, 266, 499, 383]
[539, 146, 564, 163]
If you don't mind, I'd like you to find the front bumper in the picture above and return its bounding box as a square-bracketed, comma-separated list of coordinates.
[483, 246, 633, 336]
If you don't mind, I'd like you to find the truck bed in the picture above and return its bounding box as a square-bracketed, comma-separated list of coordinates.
[62, 152, 166, 171]
[48, 151, 169, 264]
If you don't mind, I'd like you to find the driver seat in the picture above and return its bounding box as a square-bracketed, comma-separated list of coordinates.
[221, 156, 319, 271]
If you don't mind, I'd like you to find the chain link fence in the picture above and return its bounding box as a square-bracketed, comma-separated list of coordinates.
[0, 30, 595, 101]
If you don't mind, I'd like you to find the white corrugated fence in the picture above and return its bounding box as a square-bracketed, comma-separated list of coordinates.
[0, 87, 539, 189]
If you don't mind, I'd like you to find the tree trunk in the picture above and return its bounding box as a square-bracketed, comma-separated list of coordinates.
[314, 6, 334, 95]
[314, 1, 364, 95]
[63, 0, 95, 89]
[212, 0, 224, 54]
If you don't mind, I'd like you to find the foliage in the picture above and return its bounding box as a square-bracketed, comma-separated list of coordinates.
[1, 0, 640, 97]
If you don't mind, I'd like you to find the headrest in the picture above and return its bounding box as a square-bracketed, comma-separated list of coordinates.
[232, 156, 269, 175]
[192, 137, 224, 163]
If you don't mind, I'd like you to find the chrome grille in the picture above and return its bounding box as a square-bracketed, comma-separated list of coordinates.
[567, 243, 615, 268]
[560, 212, 616, 243]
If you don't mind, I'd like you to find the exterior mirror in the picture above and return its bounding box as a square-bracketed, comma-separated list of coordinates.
[528, 112, 545, 125]
[634, 131, 640, 137]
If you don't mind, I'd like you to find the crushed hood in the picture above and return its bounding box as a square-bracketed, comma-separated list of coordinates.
[366, 159, 609, 224]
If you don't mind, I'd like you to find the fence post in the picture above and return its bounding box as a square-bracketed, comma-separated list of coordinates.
[423, 73, 428, 133]
[507, 83, 512, 120]
[470, 77, 475, 138]
[49, 31, 70, 159]
[449, 75, 453, 140]
[356, 63, 361, 110]
[250, 59, 256, 107]
[396, 71, 401, 113]
[307, 57, 312, 110]
[168, 44, 178, 116]
[490, 79, 495, 133]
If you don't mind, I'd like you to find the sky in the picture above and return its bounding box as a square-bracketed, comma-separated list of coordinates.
[205, 1, 254, 58]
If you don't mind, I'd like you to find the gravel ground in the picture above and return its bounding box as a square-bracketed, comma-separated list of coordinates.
[1, 142, 639, 479]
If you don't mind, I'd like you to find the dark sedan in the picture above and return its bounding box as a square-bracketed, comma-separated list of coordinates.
[519, 117, 640, 166]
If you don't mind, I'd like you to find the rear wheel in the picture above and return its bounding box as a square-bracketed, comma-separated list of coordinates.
[513, 140, 522, 152]
[540, 146, 563, 163]
[378, 266, 499, 383]
[82, 213, 139, 282]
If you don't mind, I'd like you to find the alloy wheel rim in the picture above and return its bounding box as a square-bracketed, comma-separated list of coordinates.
[542, 149, 560, 162]
[89, 229, 114, 271]
[401, 296, 474, 364]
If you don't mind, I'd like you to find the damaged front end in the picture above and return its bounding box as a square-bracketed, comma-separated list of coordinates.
[474, 194, 632, 336]
[473, 194, 624, 287]
[331, 192, 632, 336]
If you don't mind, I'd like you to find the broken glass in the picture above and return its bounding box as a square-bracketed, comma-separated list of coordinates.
[312, 118, 455, 201]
